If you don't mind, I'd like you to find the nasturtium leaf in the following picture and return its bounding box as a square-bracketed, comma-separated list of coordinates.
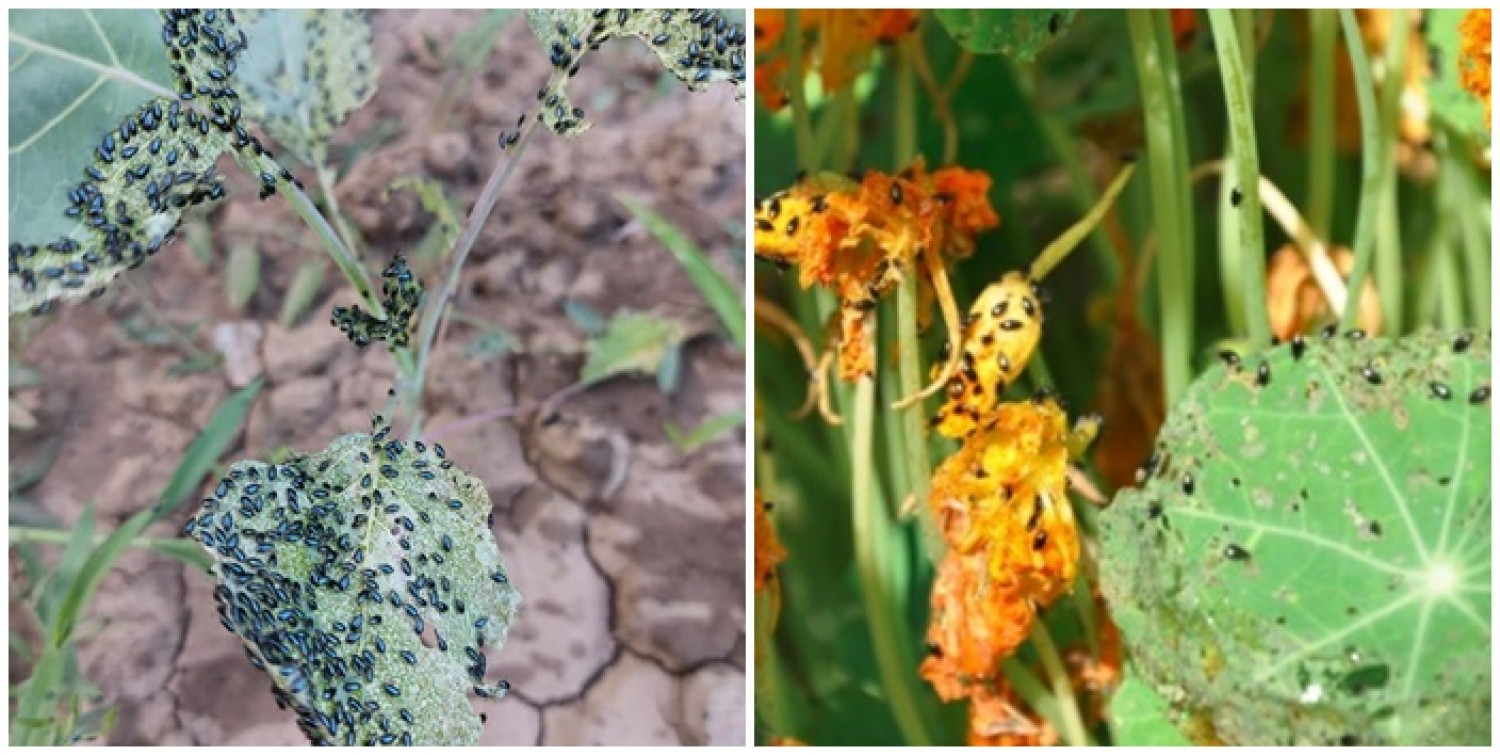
[525, 9, 745, 138]
[1099, 329, 1491, 745]
[580, 309, 694, 386]
[186, 424, 522, 746]
[236, 9, 378, 163]
[935, 10, 1076, 62]
[1107, 672, 1193, 746]
[1423, 8, 1490, 148]
[9, 9, 294, 318]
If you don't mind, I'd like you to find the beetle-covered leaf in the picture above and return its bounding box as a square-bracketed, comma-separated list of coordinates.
[1098, 329, 1491, 745]
[185, 423, 522, 746]
[236, 9, 378, 163]
[331, 253, 422, 349]
[9, 9, 294, 318]
[526, 9, 745, 138]
[935, 10, 1076, 62]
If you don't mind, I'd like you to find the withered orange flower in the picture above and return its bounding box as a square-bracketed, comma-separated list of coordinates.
[754, 10, 922, 110]
[754, 492, 786, 593]
[1460, 8, 1492, 128]
[928, 397, 1080, 604]
[1265, 244, 1381, 341]
[754, 160, 999, 380]
[920, 552, 1036, 701]
[928, 272, 1045, 439]
[768, 736, 807, 746]
[968, 681, 1058, 746]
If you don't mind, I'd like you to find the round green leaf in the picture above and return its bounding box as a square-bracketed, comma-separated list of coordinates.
[1099, 329, 1491, 745]
[934, 9, 1075, 62]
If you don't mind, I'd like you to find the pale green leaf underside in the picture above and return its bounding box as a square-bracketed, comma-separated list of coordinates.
[9, 9, 174, 249]
[188, 430, 522, 746]
[527, 9, 745, 138]
[1107, 673, 1192, 746]
[1099, 329, 1491, 745]
[580, 310, 692, 385]
[236, 9, 377, 164]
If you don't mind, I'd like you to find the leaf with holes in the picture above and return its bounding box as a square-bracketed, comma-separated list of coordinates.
[9, 9, 291, 317]
[1098, 329, 1491, 745]
[935, 10, 1076, 62]
[185, 424, 522, 745]
[526, 9, 745, 137]
[235, 9, 377, 164]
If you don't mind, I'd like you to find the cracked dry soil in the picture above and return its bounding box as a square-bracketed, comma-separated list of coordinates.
[8, 10, 745, 746]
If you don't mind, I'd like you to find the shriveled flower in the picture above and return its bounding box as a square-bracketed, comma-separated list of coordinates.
[754, 10, 921, 111]
[929, 397, 1080, 604]
[1460, 8, 1492, 128]
[967, 681, 1057, 746]
[1265, 244, 1381, 341]
[754, 160, 999, 380]
[919, 552, 1036, 701]
[754, 492, 786, 593]
[928, 272, 1044, 439]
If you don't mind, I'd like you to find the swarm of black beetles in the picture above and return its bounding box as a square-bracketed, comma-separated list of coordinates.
[331, 255, 422, 349]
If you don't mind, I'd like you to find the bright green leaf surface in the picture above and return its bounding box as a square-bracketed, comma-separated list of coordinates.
[935, 9, 1075, 62]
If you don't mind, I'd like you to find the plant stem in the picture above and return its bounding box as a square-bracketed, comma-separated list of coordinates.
[9, 527, 210, 572]
[851, 371, 932, 746]
[1307, 9, 1338, 238]
[1444, 133, 1491, 328]
[310, 143, 365, 267]
[1336, 9, 1383, 331]
[785, 10, 816, 174]
[1373, 10, 1408, 333]
[1128, 10, 1195, 405]
[1209, 9, 1271, 347]
[1030, 614, 1090, 746]
[282, 180, 387, 320]
[407, 115, 543, 437]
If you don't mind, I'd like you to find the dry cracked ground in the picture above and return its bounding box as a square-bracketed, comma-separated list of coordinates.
[9, 10, 745, 746]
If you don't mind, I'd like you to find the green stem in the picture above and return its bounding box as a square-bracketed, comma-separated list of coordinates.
[407, 115, 543, 437]
[9, 527, 210, 572]
[1307, 9, 1338, 238]
[1209, 9, 1271, 347]
[1128, 10, 1195, 405]
[1446, 138, 1491, 328]
[1030, 615, 1090, 746]
[1373, 10, 1407, 333]
[310, 144, 364, 267]
[785, 10, 817, 174]
[283, 180, 386, 320]
[851, 372, 932, 746]
[1336, 10, 1384, 331]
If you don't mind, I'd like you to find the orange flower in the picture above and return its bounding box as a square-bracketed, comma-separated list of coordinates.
[1460, 8, 1492, 128]
[968, 681, 1057, 746]
[754, 492, 786, 593]
[754, 10, 921, 111]
[1170, 9, 1198, 50]
[920, 552, 1036, 701]
[768, 736, 807, 746]
[1265, 244, 1381, 341]
[754, 160, 999, 380]
[929, 397, 1079, 604]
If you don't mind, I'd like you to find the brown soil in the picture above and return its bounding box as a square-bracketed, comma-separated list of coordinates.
[9, 10, 744, 746]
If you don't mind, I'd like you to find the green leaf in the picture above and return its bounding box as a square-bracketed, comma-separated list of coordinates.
[618, 193, 745, 349]
[446, 10, 515, 69]
[186, 423, 522, 745]
[935, 10, 1075, 62]
[665, 410, 744, 454]
[463, 328, 512, 363]
[562, 299, 605, 335]
[526, 9, 744, 137]
[388, 177, 461, 255]
[51, 378, 261, 646]
[9, 10, 292, 317]
[224, 241, 260, 312]
[1107, 672, 1192, 745]
[580, 310, 694, 386]
[1098, 329, 1491, 745]
[235, 10, 377, 163]
[1423, 9, 1490, 148]
[279, 259, 325, 327]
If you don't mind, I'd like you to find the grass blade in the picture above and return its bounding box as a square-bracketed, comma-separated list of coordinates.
[617, 193, 745, 349]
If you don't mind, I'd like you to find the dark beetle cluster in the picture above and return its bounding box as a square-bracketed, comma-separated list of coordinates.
[184, 420, 517, 746]
[331, 254, 423, 349]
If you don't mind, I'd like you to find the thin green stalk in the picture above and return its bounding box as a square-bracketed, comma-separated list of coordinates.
[1307, 9, 1338, 238]
[1209, 9, 1270, 347]
[1435, 240, 1463, 329]
[785, 10, 816, 174]
[1336, 10, 1383, 331]
[407, 115, 542, 437]
[1444, 133, 1491, 328]
[1030, 616, 1090, 746]
[310, 143, 365, 268]
[999, 655, 1067, 733]
[1128, 10, 1195, 405]
[1373, 10, 1408, 332]
[282, 180, 386, 320]
[9, 527, 210, 572]
[851, 372, 932, 745]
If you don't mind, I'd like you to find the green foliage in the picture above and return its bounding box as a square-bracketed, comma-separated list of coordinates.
[666, 410, 745, 454]
[224, 242, 260, 312]
[526, 9, 745, 137]
[185, 421, 522, 746]
[1098, 329, 1491, 745]
[1107, 674, 1193, 746]
[1423, 9, 1490, 148]
[935, 9, 1076, 62]
[235, 10, 377, 164]
[9, 9, 291, 317]
[580, 309, 695, 388]
[617, 193, 745, 349]
[331, 254, 422, 349]
[279, 260, 326, 327]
